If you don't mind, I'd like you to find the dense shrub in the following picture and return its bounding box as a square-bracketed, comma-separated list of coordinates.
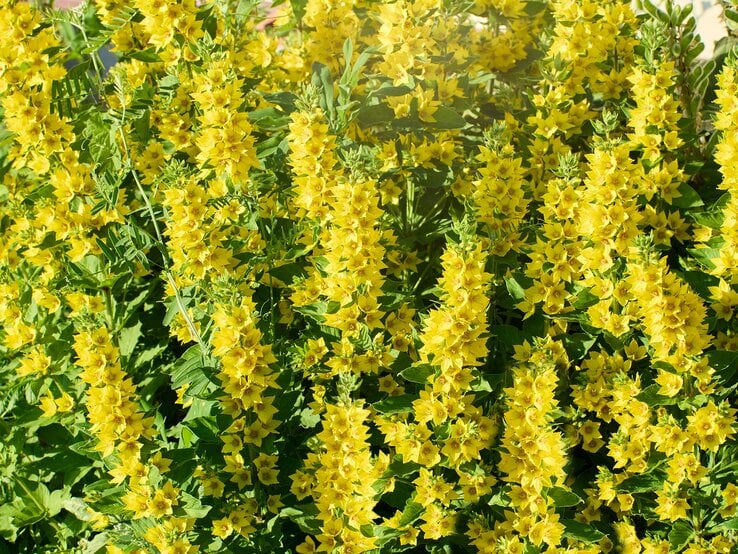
[2, 0, 738, 552]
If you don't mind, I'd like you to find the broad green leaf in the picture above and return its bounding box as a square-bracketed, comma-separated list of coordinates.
[398, 502, 424, 527]
[561, 519, 605, 543]
[289, 0, 307, 23]
[357, 103, 396, 126]
[561, 333, 597, 360]
[399, 364, 435, 384]
[708, 350, 738, 386]
[170, 345, 214, 396]
[62, 497, 93, 521]
[299, 407, 321, 429]
[373, 394, 415, 414]
[118, 320, 142, 358]
[428, 107, 466, 129]
[637, 384, 680, 407]
[669, 521, 694, 550]
[504, 275, 526, 301]
[617, 472, 664, 493]
[82, 533, 109, 554]
[548, 487, 583, 508]
[179, 491, 212, 519]
[671, 182, 704, 208]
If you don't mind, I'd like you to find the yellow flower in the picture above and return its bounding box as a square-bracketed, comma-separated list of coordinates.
[211, 517, 233, 539]
[654, 486, 689, 522]
[39, 392, 58, 418]
[55, 392, 74, 412]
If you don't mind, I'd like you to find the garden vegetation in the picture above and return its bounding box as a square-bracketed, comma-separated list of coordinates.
[1, 0, 738, 552]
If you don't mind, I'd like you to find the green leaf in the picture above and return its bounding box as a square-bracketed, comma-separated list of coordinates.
[399, 364, 435, 384]
[282, 505, 321, 534]
[678, 270, 718, 301]
[373, 394, 415, 414]
[299, 407, 321, 429]
[428, 107, 466, 129]
[289, 0, 307, 24]
[262, 91, 298, 111]
[249, 107, 290, 131]
[371, 84, 414, 98]
[62, 497, 93, 521]
[668, 521, 694, 550]
[398, 502, 424, 527]
[617, 472, 664, 493]
[118, 320, 142, 359]
[709, 517, 738, 532]
[561, 333, 597, 361]
[357, 103, 396, 126]
[637, 384, 679, 407]
[126, 48, 161, 62]
[548, 487, 583, 508]
[166, 449, 197, 484]
[312, 62, 335, 121]
[170, 345, 214, 397]
[182, 398, 216, 421]
[268, 262, 306, 285]
[82, 533, 109, 554]
[187, 416, 219, 443]
[561, 520, 605, 543]
[0, 514, 18, 542]
[708, 350, 738, 386]
[572, 288, 599, 310]
[490, 324, 524, 348]
[504, 275, 526, 301]
[672, 182, 704, 208]
[179, 491, 211, 519]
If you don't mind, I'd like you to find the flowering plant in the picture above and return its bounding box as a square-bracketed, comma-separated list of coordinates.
[2, 0, 738, 552]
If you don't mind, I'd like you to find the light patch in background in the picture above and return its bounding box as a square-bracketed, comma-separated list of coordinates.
[635, 1, 728, 58]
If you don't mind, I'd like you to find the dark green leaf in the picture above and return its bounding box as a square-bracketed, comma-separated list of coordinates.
[708, 350, 738, 386]
[504, 275, 526, 301]
[118, 320, 142, 359]
[561, 333, 597, 361]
